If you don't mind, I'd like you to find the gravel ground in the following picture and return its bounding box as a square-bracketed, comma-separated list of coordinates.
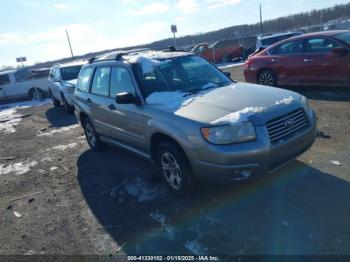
[0, 66, 349, 257]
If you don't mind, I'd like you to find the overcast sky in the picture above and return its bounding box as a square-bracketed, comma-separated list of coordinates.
[0, 0, 349, 67]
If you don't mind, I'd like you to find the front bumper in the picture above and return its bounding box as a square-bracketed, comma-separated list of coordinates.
[191, 111, 317, 182]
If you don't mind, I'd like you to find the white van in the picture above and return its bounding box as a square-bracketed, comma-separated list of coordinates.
[0, 68, 50, 103]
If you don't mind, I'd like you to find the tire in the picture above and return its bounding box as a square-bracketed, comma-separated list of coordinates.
[61, 94, 74, 114]
[156, 141, 194, 195]
[258, 69, 277, 87]
[29, 88, 45, 101]
[49, 90, 60, 107]
[82, 117, 103, 151]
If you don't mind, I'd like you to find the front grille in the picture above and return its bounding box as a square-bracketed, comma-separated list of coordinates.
[267, 108, 308, 145]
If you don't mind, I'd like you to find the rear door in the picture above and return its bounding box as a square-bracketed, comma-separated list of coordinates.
[301, 37, 349, 86]
[267, 39, 305, 86]
[88, 67, 113, 136]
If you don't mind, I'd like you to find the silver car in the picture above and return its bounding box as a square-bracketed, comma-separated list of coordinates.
[74, 50, 317, 194]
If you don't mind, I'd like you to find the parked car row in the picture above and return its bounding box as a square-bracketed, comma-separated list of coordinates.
[244, 30, 350, 87]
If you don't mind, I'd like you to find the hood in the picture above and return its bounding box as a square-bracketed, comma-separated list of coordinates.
[147, 82, 302, 126]
[62, 79, 77, 87]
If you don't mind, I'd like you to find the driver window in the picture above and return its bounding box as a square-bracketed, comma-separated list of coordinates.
[110, 67, 136, 97]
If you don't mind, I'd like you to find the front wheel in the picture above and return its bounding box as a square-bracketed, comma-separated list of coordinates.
[83, 118, 103, 151]
[156, 142, 194, 195]
[258, 70, 277, 87]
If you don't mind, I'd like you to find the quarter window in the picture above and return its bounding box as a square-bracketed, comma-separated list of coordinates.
[0, 74, 10, 85]
[306, 38, 340, 54]
[77, 67, 94, 93]
[110, 67, 136, 97]
[91, 67, 111, 96]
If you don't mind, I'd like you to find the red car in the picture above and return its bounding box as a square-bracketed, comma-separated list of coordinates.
[192, 41, 243, 63]
[244, 30, 350, 87]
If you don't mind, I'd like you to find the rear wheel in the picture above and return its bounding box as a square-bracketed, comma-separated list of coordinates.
[82, 117, 102, 151]
[156, 141, 194, 195]
[29, 88, 45, 101]
[61, 94, 74, 114]
[258, 70, 277, 87]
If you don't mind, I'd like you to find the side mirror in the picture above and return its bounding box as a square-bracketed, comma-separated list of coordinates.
[332, 47, 348, 56]
[223, 71, 231, 78]
[116, 92, 138, 104]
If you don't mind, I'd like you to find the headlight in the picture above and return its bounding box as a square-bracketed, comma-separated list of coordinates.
[300, 96, 312, 117]
[201, 122, 256, 145]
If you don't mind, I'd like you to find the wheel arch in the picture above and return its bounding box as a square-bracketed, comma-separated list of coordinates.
[150, 132, 191, 168]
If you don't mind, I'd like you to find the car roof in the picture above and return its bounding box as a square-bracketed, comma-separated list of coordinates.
[53, 60, 87, 69]
[265, 30, 350, 51]
[90, 49, 192, 64]
[258, 31, 303, 40]
[0, 69, 17, 75]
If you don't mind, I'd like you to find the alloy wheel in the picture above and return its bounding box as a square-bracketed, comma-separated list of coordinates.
[161, 152, 183, 191]
[85, 122, 96, 147]
[258, 72, 275, 86]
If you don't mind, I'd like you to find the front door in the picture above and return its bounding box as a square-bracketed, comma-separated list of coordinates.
[105, 67, 145, 152]
[301, 37, 348, 86]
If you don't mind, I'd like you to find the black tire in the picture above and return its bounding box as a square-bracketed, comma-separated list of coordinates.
[257, 69, 278, 87]
[49, 90, 60, 107]
[29, 88, 45, 101]
[82, 117, 103, 151]
[156, 141, 194, 195]
[61, 94, 74, 114]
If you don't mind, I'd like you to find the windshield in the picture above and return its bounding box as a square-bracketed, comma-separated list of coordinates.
[60, 65, 83, 81]
[335, 32, 350, 45]
[133, 55, 232, 98]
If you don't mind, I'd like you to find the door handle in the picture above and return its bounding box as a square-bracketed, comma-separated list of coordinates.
[108, 104, 116, 110]
[271, 59, 279, 63]
[304, 59, 313, 63]
[86, 98, 92, 104]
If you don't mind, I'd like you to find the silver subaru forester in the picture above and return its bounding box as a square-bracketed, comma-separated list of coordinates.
[74, 50, 317, 194]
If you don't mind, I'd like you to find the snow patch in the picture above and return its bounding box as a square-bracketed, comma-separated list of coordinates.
[150, 211, 166, 227]
[185, 240, 208, 255]
[217, 62, 245, 69]
[0, 161, 38, 175]
[211, 106, 264, 125]
[0, 100, 49, 134]
[53, 143, 78, 151]
[37, 125, 79, 137]
[126, 51, 172, 75]
[124, 177, 166, 202]
[275, 96, 295, 105]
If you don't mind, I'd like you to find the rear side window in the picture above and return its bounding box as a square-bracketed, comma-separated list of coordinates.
[91, 67, 111, 96]
[270, 40, 304, 55]
[306, 38, 340, 54]
[14, 69, 32, 82]
[77, 67, 94, 93]
[110, 67, 136, 97]
[0, 74, 10, 85]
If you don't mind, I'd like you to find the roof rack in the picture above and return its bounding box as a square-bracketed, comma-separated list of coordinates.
[88, 48, 150, 64]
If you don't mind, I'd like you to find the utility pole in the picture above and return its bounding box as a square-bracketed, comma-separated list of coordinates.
[259, 3, 263, 34]
[66, 29, 74, 58]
